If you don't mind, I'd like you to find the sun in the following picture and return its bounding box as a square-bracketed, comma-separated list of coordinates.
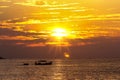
[64, 52, 70, 58]
[51, 28, 68, 39]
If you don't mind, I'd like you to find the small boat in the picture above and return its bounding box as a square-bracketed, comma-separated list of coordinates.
[35, 60, 52, 65]
[23, 63, 29, 65]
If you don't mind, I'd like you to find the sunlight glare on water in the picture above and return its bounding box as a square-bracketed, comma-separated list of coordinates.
[0, 59, 120, 80]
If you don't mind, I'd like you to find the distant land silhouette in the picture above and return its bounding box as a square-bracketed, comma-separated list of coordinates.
[0, 57, 5, 59]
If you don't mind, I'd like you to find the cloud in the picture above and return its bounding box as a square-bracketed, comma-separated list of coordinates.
[1, 26, 119, 48]
[15, 0, 47, 7]
[1, 0, 119, 23]
[0, 36, 120, 58]
[35, 1, 47, 5]
[98, 14, 120, 20]
[0, 28, 26, 36]
[26, 42, 46, 47]
[6, 17, 28, 23]
[0, 27, 50, 41]
[0, 1, 12, 8]
[0, 6, 9, 8]
[68, 13, 120, 21]
[0, 0, 120, 42]
[0, 18, 120, 42]
[0, 35, 35, 40]
[0, 0, 11, 2]
[0, 12, 3, 14]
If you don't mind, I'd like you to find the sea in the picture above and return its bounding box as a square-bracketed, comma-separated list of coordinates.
[0, 58, 120, 80]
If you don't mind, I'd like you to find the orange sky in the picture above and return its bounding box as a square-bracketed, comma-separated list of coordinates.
[0, 0, 120, 58]
[0, 0, 120, 40]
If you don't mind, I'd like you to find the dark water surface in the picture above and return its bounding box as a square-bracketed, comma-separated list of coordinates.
[0, 59, 120, 80]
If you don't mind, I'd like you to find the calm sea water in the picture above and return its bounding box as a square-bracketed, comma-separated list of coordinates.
[0, 58, 120, 80]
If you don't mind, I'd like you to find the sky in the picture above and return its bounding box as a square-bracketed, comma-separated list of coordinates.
[0, 0, 120, 58]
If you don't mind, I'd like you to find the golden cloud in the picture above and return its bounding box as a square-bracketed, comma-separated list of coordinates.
[26, 42, 46, 47]
[0, 35, 36, 40]
[0, 6, 9, 8]
[0, 0, 11, 2]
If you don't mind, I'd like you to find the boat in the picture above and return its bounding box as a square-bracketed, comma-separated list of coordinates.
[23, 63, 29, 65]
[35, 60, 52, 65]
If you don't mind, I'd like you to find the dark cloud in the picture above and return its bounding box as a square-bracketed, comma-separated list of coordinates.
[0, 36, 120, 58]
[69, 37, 120, 58]
[6, 17, 28, 23]
[0, 28, 48, 36]
[0, 23, 6, 26]
[0, 28, 28, 36]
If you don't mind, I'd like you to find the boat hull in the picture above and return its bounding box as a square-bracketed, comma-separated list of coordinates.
[35, 61, 52, 65]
